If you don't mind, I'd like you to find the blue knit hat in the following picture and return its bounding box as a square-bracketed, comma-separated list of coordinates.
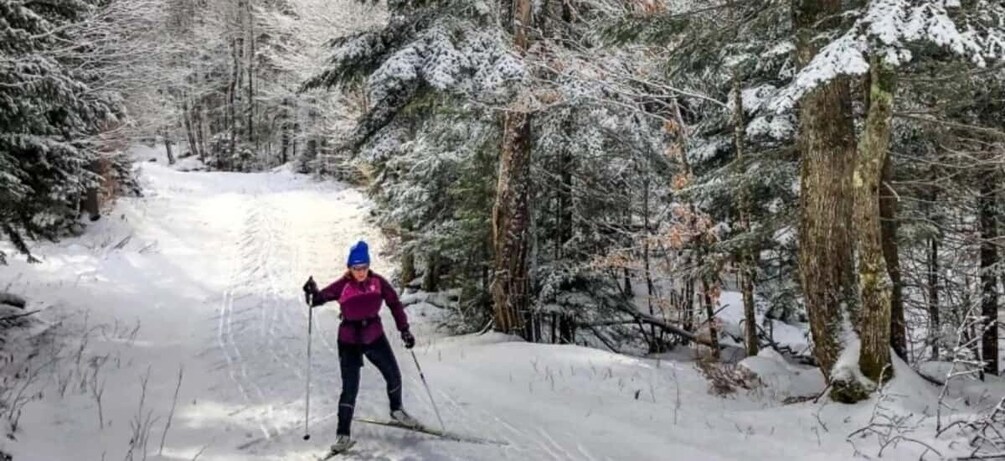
[347, 240, 370, 267]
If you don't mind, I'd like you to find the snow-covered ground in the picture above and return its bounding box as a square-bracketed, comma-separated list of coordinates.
[0, 145, 991, 460]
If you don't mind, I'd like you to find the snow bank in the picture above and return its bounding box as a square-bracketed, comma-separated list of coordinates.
[739, 348, 826, 401]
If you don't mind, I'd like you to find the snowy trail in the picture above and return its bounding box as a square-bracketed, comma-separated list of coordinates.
[0, 147, 948, 461]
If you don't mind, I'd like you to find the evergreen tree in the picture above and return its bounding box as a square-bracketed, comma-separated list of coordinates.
[0, 0, 122, 262]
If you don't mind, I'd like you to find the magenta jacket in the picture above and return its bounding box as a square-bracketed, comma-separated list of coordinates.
[315, 271, 409, 345]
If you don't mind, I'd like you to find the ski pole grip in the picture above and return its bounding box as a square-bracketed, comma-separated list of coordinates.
[304, 276, 315, 306]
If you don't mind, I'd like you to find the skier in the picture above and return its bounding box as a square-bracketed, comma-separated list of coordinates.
[303, 240, 420, 455]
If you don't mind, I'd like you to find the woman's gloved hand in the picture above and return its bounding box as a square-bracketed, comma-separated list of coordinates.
[303, 277, 320, 306]
[401, 330, 415, 349]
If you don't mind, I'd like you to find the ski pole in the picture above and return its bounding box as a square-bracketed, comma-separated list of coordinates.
[410, 350, 445, 432]
[303, 277, 315, 441]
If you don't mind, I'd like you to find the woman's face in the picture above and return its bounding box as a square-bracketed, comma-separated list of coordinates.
[350, 264, 369, 282]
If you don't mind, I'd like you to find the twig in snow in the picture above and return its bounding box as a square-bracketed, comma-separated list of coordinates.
[0, 310, 39, 328]
[847, 366, 943, 460]
[937, 301, 989, 433]
[158, 366, 184, 455]
[956, 454, 1005, 460]
[813, 401, 829, 433]
[90, 355, 107, 429]
[190, 442, 211, 461]
[125, 366, 159, 461]
[813, 384, 832, 404]
[112, 234, 132, 250]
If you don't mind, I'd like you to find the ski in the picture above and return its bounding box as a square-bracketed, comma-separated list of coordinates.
[317, 440, 356, 460]
[353, 418, 507, 446]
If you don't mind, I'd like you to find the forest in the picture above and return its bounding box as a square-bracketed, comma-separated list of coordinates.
[2, 0, 1005, 459]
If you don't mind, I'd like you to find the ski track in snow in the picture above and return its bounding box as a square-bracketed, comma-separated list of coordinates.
[1, 146, 959, 461]
[217, 162, 566, 459]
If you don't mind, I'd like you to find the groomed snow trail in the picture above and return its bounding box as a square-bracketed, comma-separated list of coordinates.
[0, 147, 947, 461]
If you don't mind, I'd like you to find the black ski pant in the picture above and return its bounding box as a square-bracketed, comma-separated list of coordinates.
[336, 334, 402, 436]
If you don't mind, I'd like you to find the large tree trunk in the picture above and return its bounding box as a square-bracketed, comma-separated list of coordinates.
[491, 0, 533, 338]
[979, 170, 999, 376]
[491, 109, 532, 336]
[793, 0, 861, 402]
[880, 154, 907, 360]
[854, 55, 896, 385]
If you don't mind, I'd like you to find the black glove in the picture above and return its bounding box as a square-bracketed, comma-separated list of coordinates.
[401, 330, 415, 349]
[302, 277, 319, 306]
[311, 295, 325, 307]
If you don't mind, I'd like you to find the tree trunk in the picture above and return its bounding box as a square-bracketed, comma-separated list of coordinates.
[927, 187, 940, 359]
[558, 313, 575, 344]
[182, 98, 200, 161]
[980, 170, 999, 376]
[491, 0, 533, 338]
[227, 36, 239, 171]
[281, 127, 290, 164]
[400, 248, 416, 287]
[793, 0, 861, 402]
[854, 55, 896, 385]
[880, 154, 906, 360]
[246, 0, 255, 148]
[292, 121, 299, 161]
[491, 109, 532, 336]
[732, 71, 759, 357]
[163, 130, 176, 165]
[550, 313, 557, 343]
[643, 178, 660, 352]
[82, 160, 101, 222]
[701, 277, 720, 360]
[558, 144, 573, 247]
[196, 99, 207, 163]
[422, 253, 439, 292]
[684, 278, 695, 333]
[304, 109, 319, 170]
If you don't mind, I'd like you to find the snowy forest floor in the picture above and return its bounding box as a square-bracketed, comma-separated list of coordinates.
[0, 146, 1000, 461]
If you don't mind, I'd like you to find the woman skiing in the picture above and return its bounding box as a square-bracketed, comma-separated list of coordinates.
[303, 240, 419, 454]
